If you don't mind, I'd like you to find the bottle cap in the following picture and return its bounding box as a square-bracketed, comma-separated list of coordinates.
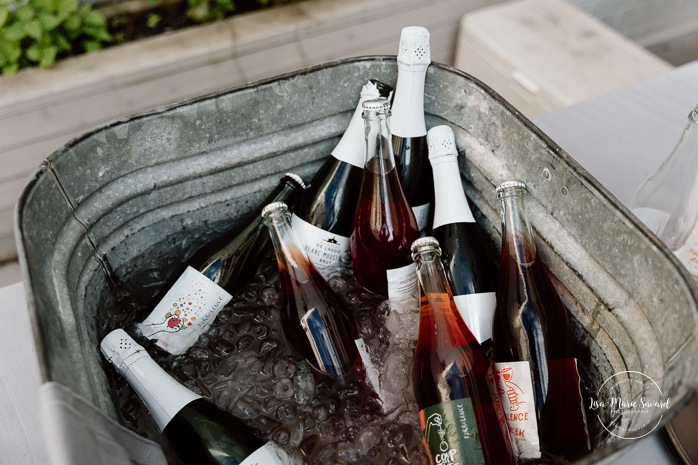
[496, 180, 528, 200]
[261, 201, 289, 219]
[362, 97, 391, 113]
[427, 125, 457, 159]
[398, 26, 431, 68]
[283, 172, 307, 189]
[100, 329, 148, 374]
[410, 236, 442, 260]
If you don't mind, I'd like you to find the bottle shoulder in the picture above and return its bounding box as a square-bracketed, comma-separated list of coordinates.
[295, 157, 363, 232]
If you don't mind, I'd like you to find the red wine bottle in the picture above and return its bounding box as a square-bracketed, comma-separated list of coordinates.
[391, 26, 433, 235]
[100, 329, 287, 465]
[492, 181, 590, 461]
[292, 80, 392, 278]
[262, 201, 359, 380]
[411, 237, 515, 465]
[427, 125, 498, 348]
[350, 97, 419, 300]
[137, 173, 307, 355]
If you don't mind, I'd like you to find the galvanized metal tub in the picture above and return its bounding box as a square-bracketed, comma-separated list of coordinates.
[15, 56, 698, 464]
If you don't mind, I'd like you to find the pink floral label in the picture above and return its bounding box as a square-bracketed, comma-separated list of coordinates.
[137, 266, 232, 355]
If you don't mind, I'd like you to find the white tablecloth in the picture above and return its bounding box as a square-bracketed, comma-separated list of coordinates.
[4, 60, 698, 465]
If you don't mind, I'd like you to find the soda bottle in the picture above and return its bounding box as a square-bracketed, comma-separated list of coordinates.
[292, 79, 392, 278]
[350, 97, 420, 300]
[492, 181, 590, 461]
[100, 329, 289, 465]
[411, 236, 515, 465]
[391, 26, 434, 234]
[629, 104, 698, 281]
[262, 201, 359, 380]
[427, 125, 498, 348]
[137, 173, 307, 355]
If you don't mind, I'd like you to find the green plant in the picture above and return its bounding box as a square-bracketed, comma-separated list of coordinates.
[186, 0, 234, 23]
[0, 0, 111, 75]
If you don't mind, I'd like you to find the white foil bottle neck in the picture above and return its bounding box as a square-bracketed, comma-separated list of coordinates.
[428, 126, 475, 228]
[391, 26, 430, 137]
[332, 80, 383, 168]
[100, 329, 200, 432]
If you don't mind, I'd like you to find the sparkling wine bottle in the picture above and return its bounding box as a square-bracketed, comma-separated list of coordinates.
[100, 329, 287, 465]
[427, 125, 498, 348]
[411, 237, 515, 465]
[629, 104, 698, 281]
[391, 26, 433, 234]
[350, 97, 420, 300]
[137, 173, 307, 355]
[492, 181, 590, 462]
[292, 79, 393, 279]
[262, 201, 359, 380]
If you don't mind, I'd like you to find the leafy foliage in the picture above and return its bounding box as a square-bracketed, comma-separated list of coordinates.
[0, 0, 111, 74]
[0, 0, 297, 75]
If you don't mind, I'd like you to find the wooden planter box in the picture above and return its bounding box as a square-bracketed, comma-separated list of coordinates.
[0, 0, 499, 263]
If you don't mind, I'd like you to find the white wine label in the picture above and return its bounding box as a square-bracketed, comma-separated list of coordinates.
[291, 214, 350, 279]
[452, 292, 496, 344]
[240, 442, 287, 465]
[412, 203, 431, 233]
[137, 266, 232, 355]
[493, 361, 541, 460]
[386, 262, 418, 302]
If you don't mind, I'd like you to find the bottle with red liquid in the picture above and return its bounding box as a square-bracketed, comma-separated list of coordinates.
[350, 97, 419, 301]
[262, 201, 359, 381]
[292, 79, 393, 278]
[492, 181, 590, 462]
[411, 236, 515, 465]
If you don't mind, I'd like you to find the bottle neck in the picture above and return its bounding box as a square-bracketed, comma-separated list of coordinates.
[390, 64, 427, 138]
[332, 85, 383, 168]
[115, 349, 200, 432]
[430, 153, 475, 228]
[364, 111, 397, 174]
[415, 250, 470, 349]
[499, 191, 537, 266]
[264, 212, 313, 284]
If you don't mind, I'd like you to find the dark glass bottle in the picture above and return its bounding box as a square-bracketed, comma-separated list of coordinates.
[292, 79, 393, 278]
[411, 237, 515, 465]
[185, 173, 307, 292]
[492, 181, 590, 462]
[100, 329, 287, 465]
[427, 125, 498, 348]
[262, 201, 359, 380]
[137, 173, 307, 355]
[391, 26, 433, 234]
[350, 97, 420, 300]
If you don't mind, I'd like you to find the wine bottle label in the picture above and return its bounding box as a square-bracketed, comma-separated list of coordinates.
[300, 307, 344, 377]
[137, 266, 233, 355]
[419, 398, 486, 465]
[412, 202, 431, 233]
[240, 442, 286, 465]
[493, 361, 542, 460]
[386, 262, 418, 302]
[291, 214, 350, 279]
[452, 292, 496, 345]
